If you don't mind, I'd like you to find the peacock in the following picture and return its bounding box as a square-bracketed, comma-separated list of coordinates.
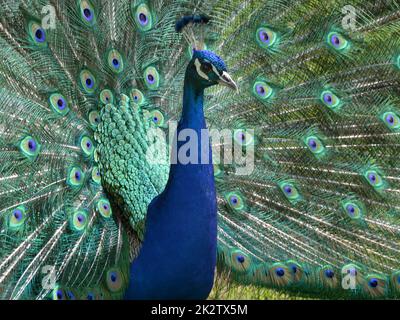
[0, 0, 400, 300]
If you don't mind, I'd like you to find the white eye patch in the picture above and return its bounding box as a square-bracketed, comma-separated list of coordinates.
[194, 58, 222, 81]
[194, 58, 209, 80]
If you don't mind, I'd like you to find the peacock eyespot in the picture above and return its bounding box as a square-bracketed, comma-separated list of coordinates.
[343, 201, 362, 219]
[280, 182, 300, 201]
[291, 265, 297, 273]
[130, 89, 145, 105]
[9, 206, 27, 230]
[19, 136, 41, 159]
[275, 268, 285, 277]
[139, 13, 147, 24]
[28, 21, 47, 46]
[35, 28, 45, 42]
[80, 136, 95, 157]
[368, 278, 378, 288]
[234, 129, 254, 147]
[382, 111, 399, 130]
[89, 110, 101, 127]
[364, 169, 384, 189]
[107, 50, 124, 73]
[325, 269, 334, 278]
[143, 66, 160, 90]
[226, 192, 244, 211]
[308, 139, 316, 149]
[231, 250, 250, 271]
[83, 8, 92, 19]
[66, 291, 75, 300]
[133, 3, 153, 31]
[50, 93, 69, 116]
[148, 110, 165, 127]
[106, 268, 124, 292]
[305, 136, 325, 155]
[100, 89, 114, 104]
[67, 166, 85, 188]
[97, 198, 112, 218]
[80, 70, 97, 93]
[256, 27, 277, 48]
[13, 209, 22, 220]
[71, 210, 88, 232]
[321, 90, 340, 109]
[79, 0, 96, 25]
[91, 166, 101, 184]
[327, 32, 349, 51]
[253, 81, 273, 100]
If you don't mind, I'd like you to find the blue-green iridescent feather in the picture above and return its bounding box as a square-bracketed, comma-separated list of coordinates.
[0, 0, 399, 299]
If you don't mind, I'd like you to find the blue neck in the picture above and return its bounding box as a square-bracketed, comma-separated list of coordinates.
[126, 74, 218, 299]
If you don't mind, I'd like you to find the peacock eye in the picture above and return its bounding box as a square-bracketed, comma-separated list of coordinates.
[49, 93, 69, 116]
[325, 269, 335, 278]
[327, 32, 349, 51]
[130, 89, 145, 105]
[305, 136, 325, 155]
[149, 110, 165, 127]
[364, 275, 387, 297]
[9, 206, 27, 230]
[19, 136, 40, 159]
[321, 90, 340, 109]
[133, 3, 153, 31]
[230, 250, 251, 272]
[28, 21, 47, 46]
[91, 166, 101, 184]
[106, 268, 124, 292]
[345, 202, 361, 219]
[143, 66, 160, 90]
[200, 62, 212, 74]
[71, 210, 88, 232]
[79, 0, 96, 26]
[97, 198, 112, 218]
[256, 27, 277, 49]
[80, 69, 97, 93]
[280, 182, 300, 202]
[52, 287, 65, 300]
[225, 192, 245, 211]
[382, 111, 400, 130]
[67, 166, 85, 188]
[364, 170, 384, 189]
[80, 136, 95, 157]
[234, 129, 254, 147]
[88, 110, 101, 128]
[253, 81, 273, 100]
[107, 49, 124, 73]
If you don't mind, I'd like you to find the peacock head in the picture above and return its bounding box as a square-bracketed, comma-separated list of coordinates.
[187, 49, 238, 91]
[176, 14, 237, 92]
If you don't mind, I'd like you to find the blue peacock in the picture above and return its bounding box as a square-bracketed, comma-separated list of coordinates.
[1, 0, 400, 300]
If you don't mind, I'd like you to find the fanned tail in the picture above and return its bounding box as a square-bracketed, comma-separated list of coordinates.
[209, 0, 400, 298]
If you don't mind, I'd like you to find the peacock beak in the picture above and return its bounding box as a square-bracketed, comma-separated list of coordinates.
[218, 71, 238, 92]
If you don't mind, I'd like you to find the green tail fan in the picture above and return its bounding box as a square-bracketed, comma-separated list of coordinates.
[0, 0, 400, 299]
